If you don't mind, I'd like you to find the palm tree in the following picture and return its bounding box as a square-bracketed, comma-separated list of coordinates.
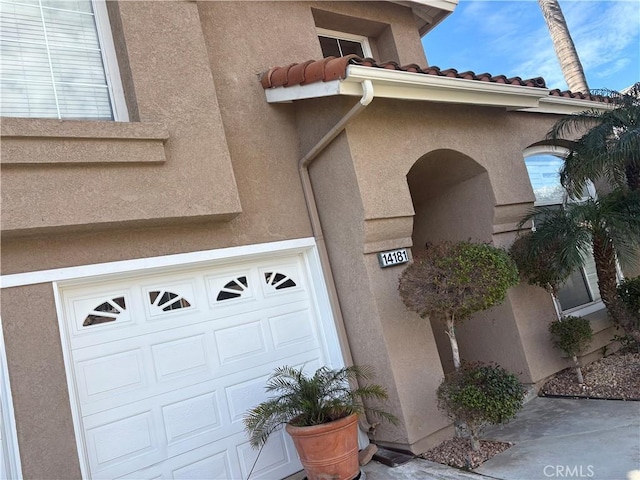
[537, 0, 588, 93]
[522, 189, 640, 343]
[548, 83, 640, 195]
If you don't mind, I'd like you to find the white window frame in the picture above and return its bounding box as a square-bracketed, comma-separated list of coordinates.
[92, 0, 128, 122]
[523, 145, 605, 318]
[316, 27, 373, 58]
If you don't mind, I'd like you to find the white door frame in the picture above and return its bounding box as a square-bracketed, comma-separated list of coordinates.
[43, 238, 343, 479]
[0, 318, 23, 480]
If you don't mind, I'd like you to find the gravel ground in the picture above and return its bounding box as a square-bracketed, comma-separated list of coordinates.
[539, 351, 640, 400]
[419, 351, 640, 471]
[419, 438, 512, 470]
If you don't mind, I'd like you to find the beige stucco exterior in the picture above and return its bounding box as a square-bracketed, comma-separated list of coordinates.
[0, 1, 617, 476]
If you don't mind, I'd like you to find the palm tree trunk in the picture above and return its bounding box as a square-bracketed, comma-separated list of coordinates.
[592, 232, 640, 342]
[537, 0, 589, 93]
[626, 163, 640, 191]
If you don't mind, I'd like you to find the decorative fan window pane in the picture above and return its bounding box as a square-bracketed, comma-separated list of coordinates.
[149, 290, 191, 313]
[83, 296, 125, 326]
[216, 276, 249, 301]
[264, 272, 296, 290]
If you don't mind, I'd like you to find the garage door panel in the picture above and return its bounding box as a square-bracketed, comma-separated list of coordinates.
[76, 348, 148, 406]
[85, 409, 163, 478]
[213, 319, 267, 365]
[268, 307, 316, 350]
[118, 442, 240, 480]
[151, 333, 210, 383]
[237, 429, 294, 480]
[69, 290, 134, 338]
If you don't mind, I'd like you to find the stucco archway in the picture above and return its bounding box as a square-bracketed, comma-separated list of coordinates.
[407, 149, 495, 249]
[406, 149, 497, 372]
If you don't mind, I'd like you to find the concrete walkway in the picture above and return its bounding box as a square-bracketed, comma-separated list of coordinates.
[361, 397, 640, 480]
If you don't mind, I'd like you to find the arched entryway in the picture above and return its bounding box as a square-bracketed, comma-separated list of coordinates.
[406, 149, 497, 372]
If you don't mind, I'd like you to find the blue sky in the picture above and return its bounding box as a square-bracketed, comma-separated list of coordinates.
[422, 0, 640, 92]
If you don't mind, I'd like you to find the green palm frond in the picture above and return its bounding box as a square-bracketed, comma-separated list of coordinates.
[546, 83, 640, 195]
[519, 190, 640, 285]
[243, 365, 397, 448]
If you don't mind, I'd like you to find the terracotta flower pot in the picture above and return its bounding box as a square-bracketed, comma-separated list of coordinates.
[285, 414, 360, 480]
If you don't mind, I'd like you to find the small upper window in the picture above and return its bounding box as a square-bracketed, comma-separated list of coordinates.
[0, 0, 127, 120]
[317, 28, 372, 58]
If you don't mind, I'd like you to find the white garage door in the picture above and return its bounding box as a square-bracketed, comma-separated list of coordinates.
[58, 251, 342, 479]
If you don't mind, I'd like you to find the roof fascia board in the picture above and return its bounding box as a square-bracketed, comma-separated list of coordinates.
[265, 65, 550, 109]
[517, 96, 613, 115]
[264, 80, 342, 103]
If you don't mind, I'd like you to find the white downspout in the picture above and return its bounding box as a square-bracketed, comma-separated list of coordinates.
[298, 80, 375, 440]
[299, 79, 374, 364]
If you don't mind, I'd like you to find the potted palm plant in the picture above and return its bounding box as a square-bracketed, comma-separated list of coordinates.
[243, 365, 396, 480]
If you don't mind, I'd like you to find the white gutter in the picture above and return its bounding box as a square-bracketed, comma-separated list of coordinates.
[266, 65, 550, 109]
[516, 95, 614, 115]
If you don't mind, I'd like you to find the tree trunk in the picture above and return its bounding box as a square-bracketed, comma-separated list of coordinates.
[592, 232, 640, 342]
[626, 163, 640, 191]
[537, 0, 589, 93]
[469, 427, 481, 452]
[445, 319, 461, 370]
[572, 355, 584, 384]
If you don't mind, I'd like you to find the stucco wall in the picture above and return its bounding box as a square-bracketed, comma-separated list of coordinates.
[295, 97, 589, 387]
[306, 133, 452, 452]
[1, 284, 81, 479]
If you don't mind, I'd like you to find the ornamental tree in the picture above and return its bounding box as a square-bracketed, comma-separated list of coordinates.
[548, 316, 593, 384]
[398, 241, 519, 370]
[509, 231, 573, 318]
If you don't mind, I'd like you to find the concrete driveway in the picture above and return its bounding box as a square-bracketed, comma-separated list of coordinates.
[476, 397, 640, 480]
[363, 396, 640, 480]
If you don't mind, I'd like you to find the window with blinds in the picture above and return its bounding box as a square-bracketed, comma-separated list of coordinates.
[0, 0, 125, 120]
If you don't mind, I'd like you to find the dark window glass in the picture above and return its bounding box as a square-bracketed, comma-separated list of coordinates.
[318, 36, 364, 58]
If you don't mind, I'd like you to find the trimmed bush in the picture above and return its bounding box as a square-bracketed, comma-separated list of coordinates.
[399, 241, 519, 369]
[549, 316, 593, 384]
[548, 316, 593, 358]
[436, 362, 525, 452]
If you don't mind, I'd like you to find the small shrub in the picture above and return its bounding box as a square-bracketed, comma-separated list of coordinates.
[548, 316, 593, 358]
[617, 276, 640, 325]
[509, 232, 572, 296]
[549, 316, 593, 384]
[436, 362, 525, 452]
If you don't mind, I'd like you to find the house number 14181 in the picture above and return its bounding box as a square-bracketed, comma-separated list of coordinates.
[377, 248, 409, 268]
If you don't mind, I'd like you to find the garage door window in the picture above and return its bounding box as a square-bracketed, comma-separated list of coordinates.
[149, 291, 192, 313]
[83, 296, 126, 326]
[216, 276, 249, 301]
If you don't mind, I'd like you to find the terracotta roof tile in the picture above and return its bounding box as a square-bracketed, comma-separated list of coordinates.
[260, 56, 615, 103]
[548, 89, 613, 103]
[260, 56, 547, 90]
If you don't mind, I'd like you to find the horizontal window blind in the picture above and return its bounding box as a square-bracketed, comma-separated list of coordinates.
[0, 0, 114, 119]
